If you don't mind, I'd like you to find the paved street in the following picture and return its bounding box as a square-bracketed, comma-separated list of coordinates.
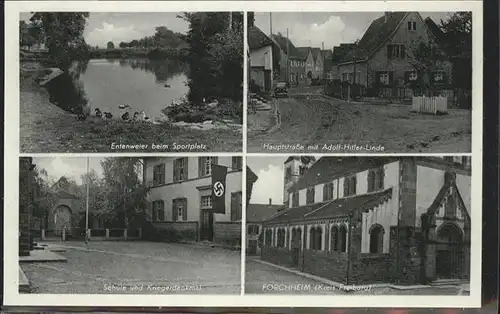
[21, 241, 241, 294]
[245, 258, 466, 296]
[247, 85, 471, 153]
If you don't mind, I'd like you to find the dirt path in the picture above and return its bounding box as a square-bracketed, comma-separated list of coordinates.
[19, 67, 242, 153]
[247, 90, 471, 153]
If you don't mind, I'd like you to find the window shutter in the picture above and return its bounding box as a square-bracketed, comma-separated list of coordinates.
[231, 193, 236, 221]
[387, 45, 393, 59]
[182, 199, 187, 221]
[172, 200, 177, 222]
[352, 176, 357, 194]
[183, 158, 188, 180]
[344, 178, 349, 196]
[401, 45, 406, 59]
[389, 71, 394, 85]
[198, 157, 203, 177]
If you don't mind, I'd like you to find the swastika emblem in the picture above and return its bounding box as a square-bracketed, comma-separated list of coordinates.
[213, 181, 225, 197]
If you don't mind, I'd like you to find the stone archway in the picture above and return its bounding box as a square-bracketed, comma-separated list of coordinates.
[53, 205, 72, 236]
[435, 223, 465, 279]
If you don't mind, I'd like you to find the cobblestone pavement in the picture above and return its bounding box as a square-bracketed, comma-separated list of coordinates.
[247, 85, 471, 153]
[21, 241, 241, 294]
[245, 259, 465, 296]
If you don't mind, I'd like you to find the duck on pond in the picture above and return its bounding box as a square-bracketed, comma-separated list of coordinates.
[76, 114, 87, 121]
[140, 111, 150, 122]
[94, 108, 103, 118]
[133, 112, 140, 121]
[122, 111, 130, 121]
[103, 112, 113, 119]
[164, 84, 171, 88]
[118, 104, 131, 109]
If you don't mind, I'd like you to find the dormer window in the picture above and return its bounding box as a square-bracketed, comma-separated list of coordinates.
[343, 175, 357, 197]
[368, 167, 385, 192]
[407, 21, 417, 31]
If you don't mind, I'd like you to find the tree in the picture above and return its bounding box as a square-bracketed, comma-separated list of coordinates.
[29, 12, 89, 68]
[100, 158, 150, 228]
[119, 41, 127, 48]
[107, 41, 115, 49]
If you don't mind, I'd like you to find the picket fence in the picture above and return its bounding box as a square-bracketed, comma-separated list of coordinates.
[412, 96, 448, 114]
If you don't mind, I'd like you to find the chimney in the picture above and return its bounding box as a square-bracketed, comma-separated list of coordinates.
[384, 12, 391, 23]
[269, 198, 272, 205]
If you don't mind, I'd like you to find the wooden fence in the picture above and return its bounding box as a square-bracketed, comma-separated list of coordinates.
[411, 96, 448, 114]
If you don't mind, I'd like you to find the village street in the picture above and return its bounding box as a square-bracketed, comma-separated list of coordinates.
[245, 258, 468, 296]
[21, 241, 241, 294]
[247, 85, 471, 154]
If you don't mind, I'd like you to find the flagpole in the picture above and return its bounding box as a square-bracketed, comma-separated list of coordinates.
[85, 157, 89, 244]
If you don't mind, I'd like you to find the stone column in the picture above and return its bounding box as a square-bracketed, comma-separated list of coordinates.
[19, 157, 35, 257]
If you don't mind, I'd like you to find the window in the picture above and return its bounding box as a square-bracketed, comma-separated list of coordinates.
[264, 229, 273, 246]
[309, 226, 322, 250]
[231, 191, 242, 221]
[387, 44, 406, 59]
[152, 200, 165, 222]
[462, 156, 471, 167]
[173, 158, 188, 182]
[198, 157, 218, 177]
[200, 195, 212, 209]
[277, 228, 286, 248]
[248, 224, 259, 234]
[306, 187, 315, 204]
[342, 72, 348, 82]
[172, 198, 187, 222]
[367, 167, 385, 192]
[339, 225, 347, 252]
[331, 226, 339, 251]
[153, 164, 165, 185]
[323, 183, 334, 201]
[445, 190, 457, 218]
[343, 175, 357, 197]
[379, 72, 390, 85]
[369, 225, 384, 253]
[231, 157, 242, 170]
[299, 166, 306, 176]
[285, 167, 292, 180]
[407, 21, 417, 31]
[432, 71, 445, 83]
[405, 71, 418, 83]
[292, 192, 299, 207]
[444, 156, 454, 163]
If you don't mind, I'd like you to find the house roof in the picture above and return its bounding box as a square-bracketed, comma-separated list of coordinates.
[271, 34, 297, 56]
[247, 204, 283, 223]
[264, 188, 392, 224]
[338, 12, 408, 64]
[248, 26, 274, 50]
[247, 166, 258, 184]
[332, 44, 357, 65]
[294, 47, 311, 60]
[264, 201, 330, 224]
[284, 156, 316, 165]
[288, 157, 397, 192]
[305, 188, 393, 220]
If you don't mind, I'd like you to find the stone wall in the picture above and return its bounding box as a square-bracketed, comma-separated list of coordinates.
[261, 246, 295, 268]
[350, 253, 395, 284]
[214, 222, 241, 247]
[303, 250, 348, 283]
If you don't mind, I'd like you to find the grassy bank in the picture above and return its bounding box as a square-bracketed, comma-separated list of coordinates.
[20, 65, 242, 153]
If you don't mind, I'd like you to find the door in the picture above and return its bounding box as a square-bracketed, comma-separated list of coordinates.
[200, 210, 214, 241]
[54, 205, 71, 237]
[248, 240, 257, 255]
[435, 223, 465, 279]
[264, 70, 271, 92]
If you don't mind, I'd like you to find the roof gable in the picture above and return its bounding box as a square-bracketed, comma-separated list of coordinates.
[247, 204, 283, 223]
[294, 47, 311, 60]
[248, 26, 273, 50]
[271, 34, 297, 56]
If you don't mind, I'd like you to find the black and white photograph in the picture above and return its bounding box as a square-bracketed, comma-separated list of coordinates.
[18, 156, 243, 294]
[246, 156, 471, 295]
[19, 12, 243, 153]
[247, 12, 472, 153]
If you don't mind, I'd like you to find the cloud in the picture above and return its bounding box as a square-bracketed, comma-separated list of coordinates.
[288, 16, 363, 48]
[33, 157, 103, 184]
[86, 22, 144, 46]
[250, 164, 284, 205]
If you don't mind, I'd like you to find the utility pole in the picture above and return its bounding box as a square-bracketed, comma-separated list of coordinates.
[85, 157, 89, 245]
[229, 12, 232, 30]
[269, 12, 272, 36]
[287, 28, 290, 86]
[322, 41, 325, 80]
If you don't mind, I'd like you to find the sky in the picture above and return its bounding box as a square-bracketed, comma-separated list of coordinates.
[20, 12, 189, 47]
[254, 12, 454, 50]
[32, 157, 105, 185]
[247, 155, 322, 205]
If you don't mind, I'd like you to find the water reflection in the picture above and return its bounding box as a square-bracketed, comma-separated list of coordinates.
[44, 58, 189, 120]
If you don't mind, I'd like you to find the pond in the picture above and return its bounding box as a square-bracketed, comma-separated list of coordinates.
[44, 58, 189, 121]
